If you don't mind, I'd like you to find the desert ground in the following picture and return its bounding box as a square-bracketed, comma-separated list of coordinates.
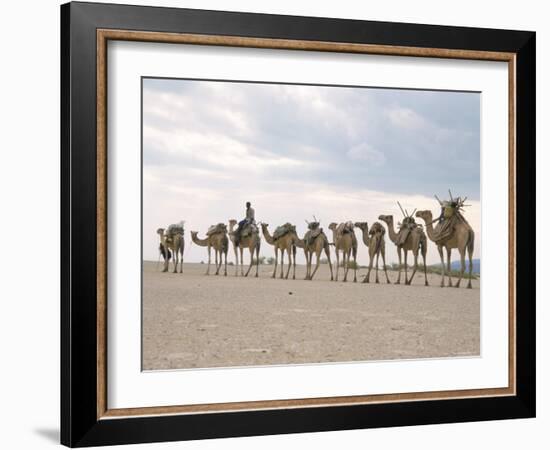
[142, 261, 479, 370]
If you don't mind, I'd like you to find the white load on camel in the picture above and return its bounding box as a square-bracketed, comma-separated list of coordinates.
[238, 222, 258, 239]
[206, 222, 227, 237]
[272, 222, 295, 241]
[166, 220, 185, 237]
[334, 221, 355, 240]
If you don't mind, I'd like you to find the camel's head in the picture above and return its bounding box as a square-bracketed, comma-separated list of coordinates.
[415, 210, 432, 222]
[190, 231, 198, 238]
[228, 219, 237, 227]
[156, 227, 165, 236]
[260, 223, 269, 230]
[378, 215, 392, 224]
[354, 221, 368, 231]
[328, 222, 337, 231]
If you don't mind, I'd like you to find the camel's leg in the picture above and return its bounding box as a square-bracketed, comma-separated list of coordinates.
[403, 250, 409, 285]
[240, 247, 245, 276]
[375, 251, 380, 284]
[395, 247, 402, 284]
[216, 250, 222, 275]
[310, 250, 322, 280]
[206, 246, 211, 275]
[455, 247, 466, 288]
[334, 250, 340, 281]
[353, 249, 357, 283]
[343, 250, 349, 282]
[285, 247, 292, 279]
[467, 238, 474, 289]
[255, 242, 260, 278]
[407, 250, 418, 285]
[179, 247, 183, 273]
[214, 250, 219, 275]
[422, 248, 428, 286]
[381, 244, 391, 284]
[437, 245, 445, 287]
[323, 245, 334, 281]
[245, 247, 254, 277]
[280, 249, 285, 279]
[292, 246, 297, 280]
[233, 246, 239, 276]
[304, 251, 310, 280]
[224, 250, 227, 276]
[364, 251, 373, 284]
[272, 248, 278, 279]
[446, 247, 452, 287]
[172, 247, 178, 273]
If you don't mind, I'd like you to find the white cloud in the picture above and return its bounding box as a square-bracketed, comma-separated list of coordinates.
[346, 142, 386, 166]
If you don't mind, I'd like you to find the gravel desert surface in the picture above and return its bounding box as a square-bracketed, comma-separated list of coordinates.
[142, 262, 480, 370]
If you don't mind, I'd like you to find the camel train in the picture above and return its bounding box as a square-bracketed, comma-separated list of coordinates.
[156, 193, 475, 288]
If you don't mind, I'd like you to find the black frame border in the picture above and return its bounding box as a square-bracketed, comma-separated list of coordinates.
[61, 2, 535, 447]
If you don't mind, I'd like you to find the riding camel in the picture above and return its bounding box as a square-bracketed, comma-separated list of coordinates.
[261, 223, 297, 279]
[378, 210, 428, 286]
[415, 194, 475, 288]
[328, 222, 358, 282]
[228, 219, 261, 277]
[190, 226, 229, 276]
[156, 227, 184, 273]
[354, 221, 391, 284]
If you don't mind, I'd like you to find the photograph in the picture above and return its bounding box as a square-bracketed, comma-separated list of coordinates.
[57, 2, 536, 446]
[142, 78, 481, 371]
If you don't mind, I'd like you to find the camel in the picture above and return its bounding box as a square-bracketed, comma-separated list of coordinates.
[416, 198, 474, 288]
[354, 222, 391, 284]
[378, 214, 428, 286]
[328, 222, 358, 282]
[190, 227, 229, 276]
[295, 220, 334, 281]
[228, 219, 261, 277]
[156, 227, 184, 273]
[261, 223, 297, 279]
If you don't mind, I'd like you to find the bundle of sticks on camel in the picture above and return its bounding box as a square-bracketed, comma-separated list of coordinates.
[416, 190, 475, 288]
[378, 202, 428, 286]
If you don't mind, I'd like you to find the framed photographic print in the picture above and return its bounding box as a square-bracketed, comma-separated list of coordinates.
[61, 1, 536, 447]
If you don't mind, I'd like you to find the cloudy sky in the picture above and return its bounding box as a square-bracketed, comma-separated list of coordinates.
[143, 78, 480, 265]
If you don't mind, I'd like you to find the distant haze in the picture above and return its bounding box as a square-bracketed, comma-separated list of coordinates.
[143, 78, 480, 266]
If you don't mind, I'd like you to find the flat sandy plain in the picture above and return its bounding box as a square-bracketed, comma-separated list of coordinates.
[142, 262, 479, 370]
